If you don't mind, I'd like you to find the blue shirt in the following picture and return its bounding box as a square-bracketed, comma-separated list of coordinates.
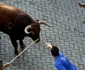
[55, 52, 78, 70]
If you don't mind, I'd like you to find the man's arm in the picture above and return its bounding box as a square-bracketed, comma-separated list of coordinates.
[78, 3, 85, 7]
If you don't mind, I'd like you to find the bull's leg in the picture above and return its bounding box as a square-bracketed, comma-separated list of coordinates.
[19, 40, 25, 51]
[10, 37, 19, 55]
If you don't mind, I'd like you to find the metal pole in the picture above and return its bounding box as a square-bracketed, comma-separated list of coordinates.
[9, 38, 39, 64]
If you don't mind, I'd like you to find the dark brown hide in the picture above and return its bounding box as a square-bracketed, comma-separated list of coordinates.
[0, 3, 40, 55]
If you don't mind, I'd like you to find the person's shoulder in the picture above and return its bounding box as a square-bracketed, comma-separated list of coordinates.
[59, 52, 67, 61]
[59, 52, 66, 57]
[59, 52, 64, 55]
[55, 56, 62, 64]
[55, 59, 61, 66]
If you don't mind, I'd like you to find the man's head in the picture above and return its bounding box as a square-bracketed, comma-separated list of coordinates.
[45, 42, 59, 57]
[51, 46, 59, 57]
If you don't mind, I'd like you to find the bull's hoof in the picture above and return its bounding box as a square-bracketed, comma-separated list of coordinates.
[21, 45, 25, 51]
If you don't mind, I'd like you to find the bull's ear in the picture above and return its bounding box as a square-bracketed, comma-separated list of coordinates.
[38, 21, 52, 27]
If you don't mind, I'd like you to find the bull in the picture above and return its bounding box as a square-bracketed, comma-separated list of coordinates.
[0, 2, 51, 55]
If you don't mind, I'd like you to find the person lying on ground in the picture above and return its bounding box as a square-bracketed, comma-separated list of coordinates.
[78, 2, 85, 7]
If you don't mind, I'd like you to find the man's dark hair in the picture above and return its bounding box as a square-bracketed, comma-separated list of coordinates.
[51, 46, 59, 57]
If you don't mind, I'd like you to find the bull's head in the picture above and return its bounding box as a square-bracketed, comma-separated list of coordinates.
[24, 20, 52, 43]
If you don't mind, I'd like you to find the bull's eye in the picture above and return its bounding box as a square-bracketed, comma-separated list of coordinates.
[8, 22, 12, 29]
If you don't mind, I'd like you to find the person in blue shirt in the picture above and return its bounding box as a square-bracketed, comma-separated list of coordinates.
[45, 42, 78, 70]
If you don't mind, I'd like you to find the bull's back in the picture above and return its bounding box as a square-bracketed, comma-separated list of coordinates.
[0, 3, 23, 21]
[0, 3, 34, 35]
[0, 3, 24, 33]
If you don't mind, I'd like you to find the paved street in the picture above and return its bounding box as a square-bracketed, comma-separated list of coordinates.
[0, 0, 85, 70]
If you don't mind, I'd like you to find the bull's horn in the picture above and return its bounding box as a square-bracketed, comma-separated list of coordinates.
[38, 21, 52, 27]
[24, 25, 32, 34]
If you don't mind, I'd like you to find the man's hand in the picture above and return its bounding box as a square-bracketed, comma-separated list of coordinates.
[45, 42, 52, 49]
[2, 63, 10, 69]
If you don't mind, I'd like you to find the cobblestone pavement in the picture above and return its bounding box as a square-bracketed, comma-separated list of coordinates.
[0, 0, 85, 70]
